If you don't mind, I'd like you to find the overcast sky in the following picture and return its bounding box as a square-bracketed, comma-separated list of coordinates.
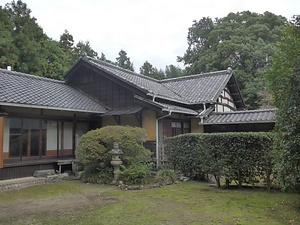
[1, 0, 299, 71]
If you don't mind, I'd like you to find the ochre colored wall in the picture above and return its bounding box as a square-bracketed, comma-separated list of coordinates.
[0, 117, 4, 168]
[191, 118, 204, 133]
[102, 116, 118, 126]
[142, 110, 156, 141]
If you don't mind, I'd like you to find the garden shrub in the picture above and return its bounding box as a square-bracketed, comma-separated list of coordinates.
[119, 163, 153, 185]
[76, 126, 152, 167]
[155, 169, 177, 184]
[165, 132, 274, 189]
[80, 164, 114, 184]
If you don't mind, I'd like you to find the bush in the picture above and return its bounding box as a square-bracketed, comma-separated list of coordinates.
[119, 163, 153, 185]
[155, 169, 177, 184]
[165, 132, 274, 189]
[80, 164, 114, 184]
[76, 126, 152, 166]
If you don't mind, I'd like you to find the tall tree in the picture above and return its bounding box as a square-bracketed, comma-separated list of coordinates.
[267, 16, 300, 190]
[0, 0, 69, 79]
[165, 64, 186, 78]
[100, 52, 114, 64]
[59, 29, 74, 53]
[74, 40, 98, 59]
[5, 0, 47, 74]
[0, 5, 18, 69]
[116, 50, 134, 71]
[59, 29, 75, 66]
[140, 61, 165, 80]
[179, 11, 287, 109]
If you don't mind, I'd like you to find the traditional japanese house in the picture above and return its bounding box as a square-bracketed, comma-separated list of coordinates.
[0, 56, 276, 179]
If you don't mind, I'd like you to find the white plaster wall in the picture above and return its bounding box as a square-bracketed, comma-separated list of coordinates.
[47, 121, 58, 150]
[64, 122, 73, 149]
[3, 118, 10, 152]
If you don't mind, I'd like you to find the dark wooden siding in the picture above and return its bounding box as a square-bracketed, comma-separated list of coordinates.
[68, 67, 135, 109]
[0, 163, 55, 180]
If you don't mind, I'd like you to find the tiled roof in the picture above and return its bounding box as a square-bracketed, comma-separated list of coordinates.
[102, 106, 143, 116]
[161, 70, 232, 104]
[84, 57, 185, 103]
[81, 57, 234, 105]
[159, 103, 199, 115]
[0, 69, 107, 113]
[134, 95, 199, 115]
[202, 109, 276, 125]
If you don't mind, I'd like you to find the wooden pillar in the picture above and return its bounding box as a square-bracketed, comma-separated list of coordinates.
[72, 114, 77, 158]
[56, 121, 60, 159]
[0, 117, 4, 168]
[38, 119, 43, 159]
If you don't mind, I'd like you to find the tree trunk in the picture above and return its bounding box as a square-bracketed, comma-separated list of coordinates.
[214, 175, 221, 188]
[266, 168, 272, 191]
[225, 178, 230, 188]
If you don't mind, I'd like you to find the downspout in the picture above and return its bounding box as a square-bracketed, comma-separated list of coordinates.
[200, 103, 207, 123]
[156, 111, 172, 169]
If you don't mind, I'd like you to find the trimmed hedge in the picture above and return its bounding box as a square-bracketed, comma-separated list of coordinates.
[164, 132, 274, 189]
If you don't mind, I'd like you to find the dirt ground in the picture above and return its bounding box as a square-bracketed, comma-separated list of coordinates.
[0, 192, 118, 224]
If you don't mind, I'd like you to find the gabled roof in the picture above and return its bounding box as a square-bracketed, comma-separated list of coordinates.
[65, 57, 245, 108]
[201, 109, 276, 125]
[161, 70, 233, 104]
[68, 57, 185, 103]
[0, 69, 107, 113]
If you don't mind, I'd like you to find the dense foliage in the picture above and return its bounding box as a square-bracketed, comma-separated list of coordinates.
[116, 50, 134, 71]
[139, 61, 185, 79]
[76, 126, 152, 167]
[267, 16, 300, 191]
[80, 164, 114, 184]
[179, 11, 287, 109]
[155, 169, 177, 184]
[0, 1, 69, 79]
[119, 163, 154, 185]
[165, 132, 274, 189]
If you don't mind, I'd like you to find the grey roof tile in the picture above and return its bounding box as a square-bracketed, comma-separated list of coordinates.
[85, 58, 184, 102]
[202, 109, 276, 124]
[158, 102, 199, 115]
[0, 69, 107, 113]
[134, 95, 199, 115]
[83, 57, 233, 105]
[102, 106, 143, 116]
[161, 71, 232, 104]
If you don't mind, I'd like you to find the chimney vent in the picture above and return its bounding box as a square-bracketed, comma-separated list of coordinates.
[7, 66, 11, 71]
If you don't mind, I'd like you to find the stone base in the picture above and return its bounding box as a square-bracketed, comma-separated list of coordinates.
[33, 169, 55, 178]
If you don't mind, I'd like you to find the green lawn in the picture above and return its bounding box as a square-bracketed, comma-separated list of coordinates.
[0, 180, 299, 225]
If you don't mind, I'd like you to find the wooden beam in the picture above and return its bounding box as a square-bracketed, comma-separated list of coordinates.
[38, 119, 42, 159]
[72, 114, 77, 157]
[135, 111, 142, 127]
[57, 121, 60, 159]
[0, 117, 4, 168]
[113, 115, 121, 125]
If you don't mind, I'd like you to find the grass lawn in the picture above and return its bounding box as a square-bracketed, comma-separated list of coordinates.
[0, 180, 299, 225]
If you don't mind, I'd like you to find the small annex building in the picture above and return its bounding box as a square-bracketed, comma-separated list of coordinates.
[0, 56, 276, 180]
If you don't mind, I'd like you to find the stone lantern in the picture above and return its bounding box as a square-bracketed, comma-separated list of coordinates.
[109, 142, 124, 184]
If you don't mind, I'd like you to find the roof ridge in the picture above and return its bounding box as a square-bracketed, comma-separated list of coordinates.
[85, 56, 160, 83]
[212, 109, 277, 115]
[0, 68, 64, 84]
[160, 69, 231, 83]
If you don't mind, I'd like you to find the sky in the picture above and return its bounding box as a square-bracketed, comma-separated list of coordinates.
[1, 0, 299, 71]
